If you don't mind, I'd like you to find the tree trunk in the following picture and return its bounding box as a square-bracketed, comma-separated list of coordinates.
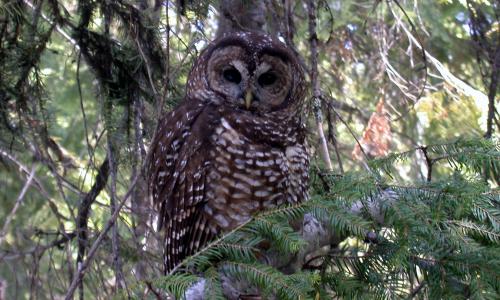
[216, 0, 272, 38]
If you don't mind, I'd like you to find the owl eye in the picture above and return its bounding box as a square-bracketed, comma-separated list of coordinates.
[223, 68, 242, 84]
[258, 72, 277, 86]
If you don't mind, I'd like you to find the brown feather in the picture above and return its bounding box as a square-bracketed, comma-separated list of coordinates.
[148, 32, 309, 274]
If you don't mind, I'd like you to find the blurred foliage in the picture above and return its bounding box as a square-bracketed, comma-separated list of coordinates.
[0, 0, 498, 299]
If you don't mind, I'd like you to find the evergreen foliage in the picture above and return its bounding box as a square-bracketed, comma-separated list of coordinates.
[157, 138, 499, 298]
[0, 0, 498, 299]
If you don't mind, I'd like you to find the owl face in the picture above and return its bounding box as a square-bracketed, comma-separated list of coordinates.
[207, 45, 292, 113]
[187, 32, 304, 115]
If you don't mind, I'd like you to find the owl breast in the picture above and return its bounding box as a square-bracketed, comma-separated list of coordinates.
[203, 117, 309, 232]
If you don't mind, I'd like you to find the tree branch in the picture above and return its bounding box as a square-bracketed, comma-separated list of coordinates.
[65, 173, 141, 300]
[182, 188, 399, 299]
[75, 156, 109, 300]
[0, 165, 36, 248]
[307, 0, 333, 172]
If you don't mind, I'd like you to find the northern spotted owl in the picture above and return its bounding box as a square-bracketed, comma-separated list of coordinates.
[149, 32, 309, 272]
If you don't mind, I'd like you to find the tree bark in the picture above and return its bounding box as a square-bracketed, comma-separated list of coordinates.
[216, 0, 269, 38]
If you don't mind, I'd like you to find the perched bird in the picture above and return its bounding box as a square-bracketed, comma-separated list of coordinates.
[148, 31, 309, 272]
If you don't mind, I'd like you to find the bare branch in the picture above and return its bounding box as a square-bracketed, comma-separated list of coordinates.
[65, 173, 141, 300]
[0, 165, 36, 247]
[307, 0, 333, 172]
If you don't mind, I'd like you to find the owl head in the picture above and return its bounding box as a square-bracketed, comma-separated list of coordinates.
[186, 32, 306, 116]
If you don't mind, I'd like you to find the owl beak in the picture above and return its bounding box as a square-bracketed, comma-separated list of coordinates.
[244, 90, 253, 110]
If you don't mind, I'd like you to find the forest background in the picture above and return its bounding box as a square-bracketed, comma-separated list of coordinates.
[0, 0, 498, 299]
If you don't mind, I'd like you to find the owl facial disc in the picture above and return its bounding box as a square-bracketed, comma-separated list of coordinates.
[205, 41, 295, 113]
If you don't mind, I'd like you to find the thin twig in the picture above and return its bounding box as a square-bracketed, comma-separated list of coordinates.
[22, 0, 79, 49]
[325, 101, 344, 173]
[77, 52, 95, 170]
[0, 232, 76, 260]
[391, 0, 428, 104]
[391, 3, 489, 117]
[328, 105, 372, 172]
[0, 165, 36, 247]
[161, 0, 171, 116]
[306, 0, 333, 172]
[64, 173, 141, 300]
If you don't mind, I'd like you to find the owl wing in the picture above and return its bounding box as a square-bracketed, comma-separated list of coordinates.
[149, 103, 217, 272]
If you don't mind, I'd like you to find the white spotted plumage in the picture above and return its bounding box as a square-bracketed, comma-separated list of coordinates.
[148, 32, 309, 273]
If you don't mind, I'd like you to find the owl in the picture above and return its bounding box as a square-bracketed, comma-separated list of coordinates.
[148, 32, 309, 272]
